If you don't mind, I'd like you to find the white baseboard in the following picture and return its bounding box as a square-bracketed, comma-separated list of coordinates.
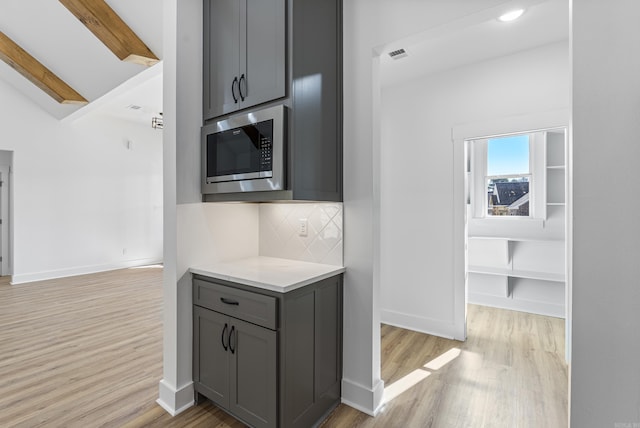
[157, 379, 194, 416]
[341, 377, 385, 416]
[10, 258, 163, 284]
[468, 292, 565, 318]
[381, 309, 457, 340]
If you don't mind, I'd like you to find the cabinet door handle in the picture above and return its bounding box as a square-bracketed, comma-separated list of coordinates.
[238, 74, 246, 101]
[231, 77, 239, 103]
[228, 325, 236, 354]
[220, 297, 239, 306]
[221, 323, 228, 351]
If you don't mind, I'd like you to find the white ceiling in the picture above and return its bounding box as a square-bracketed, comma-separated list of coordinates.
[0, 0, 567, 126]
[379, 0, 569, 87]
[0, 0, 163, 123]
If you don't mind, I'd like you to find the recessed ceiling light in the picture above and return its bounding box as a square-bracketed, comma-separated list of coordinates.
[498, 9, 525, 22]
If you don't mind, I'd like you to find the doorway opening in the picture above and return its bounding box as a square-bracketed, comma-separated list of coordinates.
[464, 128, 569, 360]
[0, 150, 13, 278]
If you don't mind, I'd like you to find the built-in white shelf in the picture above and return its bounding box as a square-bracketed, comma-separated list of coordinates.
[546, 166, 565, 204]
[546, 202, 565, 206]
[467, 265, 565, 282]
[547, 165, 565, 170]
[468, 236, 563, 242]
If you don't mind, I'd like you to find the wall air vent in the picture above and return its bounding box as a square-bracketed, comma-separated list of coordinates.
[388, 48, 408, 60]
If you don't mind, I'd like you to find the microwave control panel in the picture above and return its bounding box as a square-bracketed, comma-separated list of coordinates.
[260, 136, 272, 172]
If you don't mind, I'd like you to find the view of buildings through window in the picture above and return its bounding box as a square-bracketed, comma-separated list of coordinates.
[486, 134, 530, 216]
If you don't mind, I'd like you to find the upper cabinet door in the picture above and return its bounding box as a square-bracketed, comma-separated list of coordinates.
[241, 0, 286, 110]
[204, 0, 286, 121]
[204, 0, 242, 119]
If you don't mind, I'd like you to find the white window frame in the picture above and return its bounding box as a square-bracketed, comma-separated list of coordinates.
[469, 131, 546, 222]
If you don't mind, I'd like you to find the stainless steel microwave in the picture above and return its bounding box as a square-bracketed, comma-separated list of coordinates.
[201, 105, 286, 194]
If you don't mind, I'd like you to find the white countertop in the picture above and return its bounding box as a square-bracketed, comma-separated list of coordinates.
[190, 256, 346, 293]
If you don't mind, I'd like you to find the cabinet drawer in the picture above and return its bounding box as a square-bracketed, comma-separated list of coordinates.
[194, 279, 277, 330]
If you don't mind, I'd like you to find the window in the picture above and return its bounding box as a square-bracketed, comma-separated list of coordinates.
[486, 135, 530, 217]
[468, 130, 545, 221]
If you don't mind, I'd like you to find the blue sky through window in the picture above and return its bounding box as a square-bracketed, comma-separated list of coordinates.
[487, 134, 529, 176]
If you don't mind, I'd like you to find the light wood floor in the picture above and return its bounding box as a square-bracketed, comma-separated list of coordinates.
[321, 306, 567, 428]
[0, 269, 567, 427]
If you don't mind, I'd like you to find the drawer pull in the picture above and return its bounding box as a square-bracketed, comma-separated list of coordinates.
[220, 297, 240, 306]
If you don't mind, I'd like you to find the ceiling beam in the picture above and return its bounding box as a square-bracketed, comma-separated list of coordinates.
[59, 0, 159, 67]
[0, 31, 88, 105]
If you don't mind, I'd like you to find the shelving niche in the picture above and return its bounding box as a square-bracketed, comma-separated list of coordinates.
[546, 130, 566, 206]
[467, 237, 565, 317]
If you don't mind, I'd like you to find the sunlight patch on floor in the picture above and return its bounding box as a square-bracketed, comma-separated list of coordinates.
[382, 347, 461, 404]
[383, 369, 431, 404]
[424, 348, 461, 371]
[131, 264, 163, 269]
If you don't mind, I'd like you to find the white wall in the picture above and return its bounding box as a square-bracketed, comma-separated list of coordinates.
[0, 77, 163, 284]
[158, 0, 262, 414]
[571, 1, 640, 426]
[379, 41, 569, 338]
[341, 0, 386, 414]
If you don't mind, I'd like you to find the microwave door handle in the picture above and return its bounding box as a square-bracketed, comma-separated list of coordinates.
[231, 76, 239, 103]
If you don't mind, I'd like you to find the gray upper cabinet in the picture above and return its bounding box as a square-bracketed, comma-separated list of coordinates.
[204, 0, 286, 120]
[289, 0, 342, 202]
[202, 0, 343, 203]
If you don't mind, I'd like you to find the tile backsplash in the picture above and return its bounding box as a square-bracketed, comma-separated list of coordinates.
[259, 203, 343, 266]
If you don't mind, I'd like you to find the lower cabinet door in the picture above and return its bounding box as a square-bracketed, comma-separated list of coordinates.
[229, 318, 277, 428]
[194, 306, 230, 408]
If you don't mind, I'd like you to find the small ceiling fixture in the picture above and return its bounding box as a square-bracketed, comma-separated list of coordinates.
[151, 113, 163, 130]
[388, 48, 408, 60]
[498, 9, 525, 22]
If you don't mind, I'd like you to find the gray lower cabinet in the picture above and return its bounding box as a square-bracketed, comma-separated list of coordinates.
[193, 274, 343, 428]
[194, 306, 277, 428]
